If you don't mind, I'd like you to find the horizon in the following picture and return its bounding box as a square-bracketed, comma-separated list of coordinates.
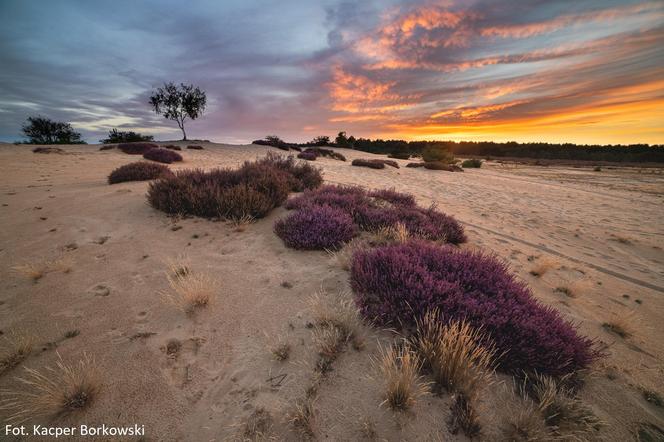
[1, 0, 663, 145]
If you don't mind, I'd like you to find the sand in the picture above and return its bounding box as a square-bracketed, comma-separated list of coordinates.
[0, 142, 663, 441]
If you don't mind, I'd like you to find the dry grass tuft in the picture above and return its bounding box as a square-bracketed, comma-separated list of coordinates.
[241, 406, 274, 441]
[412, 311, 496, 398]
[287, 398, 316, 439]
[358, 415, 378, 440]
[309, 292, 364, 350]
[326, 238, 368, 271]
[1, 352, 99, 423]
[271, 338, 291, 362]
[12, 257, 73, 283]
[602, 311, 636, 338]
[374, 343, 427, 411]
[528, 373, 602, 439]
[230, 213, 255, 232]
[0, 332, 34, 376]
[369, 222, 410, 245]
[447, 393, 481, 438]
[163, 266, 218, 314]
[312, 326, 345, 374]
[529, 257, 557, 277]
[501, 395, 549, 441]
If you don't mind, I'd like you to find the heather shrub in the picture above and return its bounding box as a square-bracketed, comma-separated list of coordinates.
[118, 142, 159, 154]
[352, 159, 385, 169]
[461, 159, 482, 168]
[350, 241, 598, 376]
[406, 162, 425, 168]
[108, 162, 172, 184]
[382, 159, 399, 168]
[422, 146, 455, 164]
[423, 161, 463, 172]
[164, 144, 182, 151]
[284, 185, 465, 244]
[147, 154, 321, 220]
[368, 188, 416, 207]
[187, 145, 203, 150]
[274, 205, 356, 250]
[99, 145, 115, 151]
[303, 147, 346, 161]
[298, 151, 317, 161]
[32, 147, 64, 154]
[143, 147, 183, 164]
[388, 152, 410, 160]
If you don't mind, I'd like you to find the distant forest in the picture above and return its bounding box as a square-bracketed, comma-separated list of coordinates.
[255, 133, 664, 163]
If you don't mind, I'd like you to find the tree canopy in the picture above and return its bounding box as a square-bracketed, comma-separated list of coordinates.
[149, 82, 206, 141]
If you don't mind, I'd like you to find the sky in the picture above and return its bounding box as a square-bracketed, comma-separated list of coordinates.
[1, 0, 663, 145]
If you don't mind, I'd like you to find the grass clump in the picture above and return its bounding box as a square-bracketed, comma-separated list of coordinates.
[1, 353, 99, 423]
[412, 311, 496, 396]
[108, 161, 172, 184]
[375, 343, 427, 411]
[287, 398, 316, 439]
[164, 269, 218, 314]
[0, 332, 34, 376]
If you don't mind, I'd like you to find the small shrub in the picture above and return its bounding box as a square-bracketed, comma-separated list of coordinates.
[352, 159, 385, 169]
[388, 152, 410, 160]
[422, 146, 455, 164]
[461, 159, 482, 168]
[382, 160, 399, 168]
[274, 205, 356, 250]
[147, 154, 320, 220]
[593, 166, 602, 172]
[298, 151, 317, 161]
[375, 343, 427, 411]
[187, 145, 203, 150]
[100, 129, 153, 144]
[143, 147, 183, 164]
[99, 145, 115, 151]
[351, 241, 598, 375]
[117, 142, 159, 154]
[108, 162, 172, 184]
[163, 144, 182, 151]
[423, 161, 463, 171]
[303, 147, 346, 161]
[32, 147, 64, 154]
[406, 162, 425, 168]
[1, 353, 99, 423]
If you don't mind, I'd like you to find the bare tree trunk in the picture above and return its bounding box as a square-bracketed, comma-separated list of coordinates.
[181, 126, 187, 141]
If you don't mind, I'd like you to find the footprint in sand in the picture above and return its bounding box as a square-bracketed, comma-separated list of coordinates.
[89, 284, 110, 297]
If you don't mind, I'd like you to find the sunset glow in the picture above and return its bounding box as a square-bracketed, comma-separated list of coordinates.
[1, 0, 662, 144]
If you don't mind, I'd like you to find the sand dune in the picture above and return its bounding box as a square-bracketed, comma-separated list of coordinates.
[1, 142, 663, 441]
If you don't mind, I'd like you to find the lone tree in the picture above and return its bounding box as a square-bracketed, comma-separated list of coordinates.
[21, 116, 85, 144]
[149, 82, 206, 141]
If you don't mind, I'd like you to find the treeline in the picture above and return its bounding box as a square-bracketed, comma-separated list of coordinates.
[254, 133, 664, 163]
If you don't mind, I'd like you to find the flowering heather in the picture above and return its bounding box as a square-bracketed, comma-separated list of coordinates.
[368, 188, 416, 207]
[108, 161, 173, 184]
[117, 142, 159, 154]
[143, 147, 183, 164]
[284, 185, 465, 244]
[274, 205, 356, 250]
[147, 154, 322, 220]
[350, 241, 598, 375]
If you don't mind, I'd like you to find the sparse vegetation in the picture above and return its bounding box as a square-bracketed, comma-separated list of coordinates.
[12, 257, 72, 282]
[287, 398, 316, 439]
[241, 406, 274, 441]
[602, 313, 635, 338]
[0, 353, 99, 423]
[529, 257, 557, 277]
[164, 269, 217, 314]
[108, 161, 172, 184]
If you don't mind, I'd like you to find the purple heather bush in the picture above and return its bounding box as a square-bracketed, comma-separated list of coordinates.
[283, 185, 466, 244]
[298, 151, 317, 161]
[274, 205, 356, 250]
[117, 142, 159, 155]
[187, 145, 204, 150]
[350, 241, 598, 376]
[108, 161, 172, 184]
[147, 154, 322, 219]
[143, 147, 183, 164]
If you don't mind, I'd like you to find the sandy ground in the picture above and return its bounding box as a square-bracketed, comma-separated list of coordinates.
[0, 142, 663, 441]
